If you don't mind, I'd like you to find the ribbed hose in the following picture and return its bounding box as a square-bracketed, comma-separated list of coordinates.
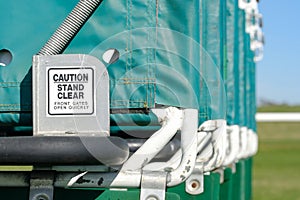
[38, 0, 103, 55]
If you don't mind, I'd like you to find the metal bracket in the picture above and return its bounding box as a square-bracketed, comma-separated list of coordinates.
[247, 129, 258, 157]
[111, 108, 198, 189]
[140, 171, 167, 200]
[229, 163, 237, 174]
[237, 127, 248, 159]
[184, 119, 227, 195]
[29, 171, 55, 200]
[223, 125, 240, 166]
[185, 163, 204, 195]
[197, 120, 227, 172]
[33, 54, 109, 136]
[213, 168, 224, 184]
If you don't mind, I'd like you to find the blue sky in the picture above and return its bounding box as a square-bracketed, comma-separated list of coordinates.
[257, 2, 300, 105]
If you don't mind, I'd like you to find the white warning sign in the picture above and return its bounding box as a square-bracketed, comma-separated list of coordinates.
[47, 67, 94, 115]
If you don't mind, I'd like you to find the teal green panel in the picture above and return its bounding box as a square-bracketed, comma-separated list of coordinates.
[251, 61, 257, 132]
[66, 0, 157, 109]
[0, 0, 227, 127]
[244, 24, 257, 131]
[200, 0, 227, 78]
[245, 32, 252, 129]
[0, 0, 78, 126]
[220, 0, 227, 79]
[156, 0, 226, 122]
[233, 0, 241, 125]
[95, 189, 180, 200]
[95, 190, 142, 200]
[247, 47, 257, 131]
[201, 0, 222, 68]
[238, 9, 247, 127]
[232, 162, 243, 200]
[220, 168, 233, 200]
[232, 159, 253, 200]
[245, 158, 253, 200]
[199, 0, 226, 123]
[225, 0, 238, 125]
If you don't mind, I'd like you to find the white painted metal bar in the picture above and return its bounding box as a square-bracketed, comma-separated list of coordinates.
[256, 113, 300, 122]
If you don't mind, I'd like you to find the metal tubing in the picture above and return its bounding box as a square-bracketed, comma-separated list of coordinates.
[0, 136, 129, 166]
[126, 138, 180, 162]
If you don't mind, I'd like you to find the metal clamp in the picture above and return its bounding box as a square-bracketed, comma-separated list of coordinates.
[185, 163, 204, 195]
[140, 171, 167, 200]
[29, 171, 55, 200]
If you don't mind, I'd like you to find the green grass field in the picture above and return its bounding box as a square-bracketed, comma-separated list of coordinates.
[257, 105, 300, 112]
[253, 122, 300, 200]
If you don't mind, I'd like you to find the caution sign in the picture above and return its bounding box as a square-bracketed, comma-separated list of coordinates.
[47, 67, 94, 115]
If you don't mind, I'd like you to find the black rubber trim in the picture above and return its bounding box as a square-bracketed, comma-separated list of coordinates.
[0, 136, 129, 166]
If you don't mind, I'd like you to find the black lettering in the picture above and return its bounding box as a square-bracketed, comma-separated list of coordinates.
[61, 84, 67, 90]
[68, 92, 72, 99]
[58, 92, 62, 99]
[59, 74, 64, 82]
[57, 84, 62, 91]
[73, 84, 78, 91]
[83, 73, 88, 82]
[73, 92, 78, 99]
[53, 74, 58, 81]
[67, 84, 73, 91]
[79, 92, 84, 99]
[69, 74, 75, 82]
[79, 84, 84, 90]
[77, 74, 82, 81]
[52, 73, 89, 82]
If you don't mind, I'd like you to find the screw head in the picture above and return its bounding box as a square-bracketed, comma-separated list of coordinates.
[34, 194, 50, 200]
[188, 179, 201, 191]
[146, 196, 158, 200]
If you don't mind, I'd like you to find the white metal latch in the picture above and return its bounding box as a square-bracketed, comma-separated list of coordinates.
[223, 125, 240, 166]
[237, 127, 248, 159]
[239, 0, 258, 10]
[185, 119, 227, 195]
[247, 129, 258, 157]
[199, 120, 227, 172]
